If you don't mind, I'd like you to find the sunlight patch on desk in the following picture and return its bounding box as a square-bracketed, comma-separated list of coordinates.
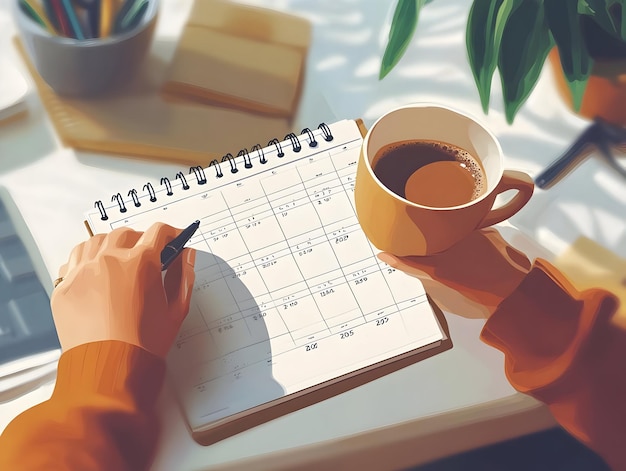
[316, 55, 347, 72]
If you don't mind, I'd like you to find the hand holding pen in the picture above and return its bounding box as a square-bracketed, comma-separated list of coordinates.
[51, 222, 197, 358]
[161, 220, 200, 271]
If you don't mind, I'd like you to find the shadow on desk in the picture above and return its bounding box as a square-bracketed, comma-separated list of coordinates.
[408, 426, 609, 471]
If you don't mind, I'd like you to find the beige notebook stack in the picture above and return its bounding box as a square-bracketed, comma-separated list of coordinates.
[162, 0, 311, 118]
[17, 0, 311, 166]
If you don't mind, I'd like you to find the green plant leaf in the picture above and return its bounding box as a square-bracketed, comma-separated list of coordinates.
[466, 0, 507, 113]
[379, 0, 428, 80]
[546, 0, 593, 111]
[465, 0, 527, 114]
[497, 0, 553, 123]
[492, 0, 525, 47]
[578, 0, 620, 38]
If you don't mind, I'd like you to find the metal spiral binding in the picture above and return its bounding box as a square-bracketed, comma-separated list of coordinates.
[176, 172, 190, 190]
[300, 127, 318, 148]
[161, 177, 173, 196]
[190, 166, 207, 184]
[95, 200, 108, 221]
[318, 122, 333, 141]
[94, 122, 335, 217]
[221, 153, 238, 173]
[285, 133, 302, 153]
[238, 149, 253, 169]
[209, 159, 223, 178]
[128, 189, 141, 207]
[111, 193, 127, 213]
[268, 138, 284, 157]
[252, 144, 266, 164]
[144, 182, 157, 202]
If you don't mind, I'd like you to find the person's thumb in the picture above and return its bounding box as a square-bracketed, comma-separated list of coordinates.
[377, 252, 399, 267]
[377, 252, 432, 279]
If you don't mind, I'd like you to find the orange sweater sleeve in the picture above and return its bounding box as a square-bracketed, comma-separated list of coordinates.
[0, 340, 165, 471]
[481, 259, 625, 471]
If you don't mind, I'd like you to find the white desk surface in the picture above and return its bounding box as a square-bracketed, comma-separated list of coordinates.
[1, 0, 625, 470]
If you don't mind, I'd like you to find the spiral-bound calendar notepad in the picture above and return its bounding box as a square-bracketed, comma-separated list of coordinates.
[84, 119, 449, 445]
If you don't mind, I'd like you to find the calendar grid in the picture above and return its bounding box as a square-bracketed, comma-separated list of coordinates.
[258, 167, 333, 341]
[85, 120, 443, 429]
[170, 138, 430, 377]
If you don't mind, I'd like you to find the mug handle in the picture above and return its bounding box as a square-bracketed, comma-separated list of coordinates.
[477, 170, 534, 229]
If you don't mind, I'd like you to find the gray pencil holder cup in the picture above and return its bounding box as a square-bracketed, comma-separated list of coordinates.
[12, 0, 159, 97]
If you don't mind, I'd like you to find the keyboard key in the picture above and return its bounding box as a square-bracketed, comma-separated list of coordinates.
[0, 197, 60, 368]
[9, 291, 55, 338]
[0, 250, 35, 282]
[0, 308, 18, 347]
[0, 220, 17, 242]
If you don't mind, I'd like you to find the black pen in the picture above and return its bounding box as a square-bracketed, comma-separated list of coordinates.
[160, 220, 200, 271]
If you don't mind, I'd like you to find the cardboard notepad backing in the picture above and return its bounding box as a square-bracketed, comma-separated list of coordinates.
[15, 0, 309, 165]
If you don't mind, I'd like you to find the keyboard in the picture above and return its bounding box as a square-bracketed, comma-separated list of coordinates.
[0, 197, 59, 368]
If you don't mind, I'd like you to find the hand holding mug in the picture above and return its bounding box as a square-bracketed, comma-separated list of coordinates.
[377, 228, 531, 319]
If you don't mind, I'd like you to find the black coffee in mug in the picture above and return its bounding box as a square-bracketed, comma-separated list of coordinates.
[372, 139, 487, 208]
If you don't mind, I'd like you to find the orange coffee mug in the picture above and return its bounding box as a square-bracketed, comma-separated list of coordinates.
[354, 103, 534, 256]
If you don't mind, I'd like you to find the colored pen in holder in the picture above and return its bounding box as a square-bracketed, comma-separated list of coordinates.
[18, 0, 150, 39]
[13, 0, 159, 97]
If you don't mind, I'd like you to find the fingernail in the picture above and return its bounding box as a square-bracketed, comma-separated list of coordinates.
[185, 248, 196, 266]
[377, 252, 397, 267]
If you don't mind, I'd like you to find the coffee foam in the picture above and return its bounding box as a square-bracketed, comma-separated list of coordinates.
[389, 140, 486, 200]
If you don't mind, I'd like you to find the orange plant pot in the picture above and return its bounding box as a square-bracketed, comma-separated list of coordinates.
[549, 48, 626, 126]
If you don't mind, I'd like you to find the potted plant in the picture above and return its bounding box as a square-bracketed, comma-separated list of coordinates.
[380, 0, 626, 125]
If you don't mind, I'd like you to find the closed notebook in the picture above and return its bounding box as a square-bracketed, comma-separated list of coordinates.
[15, 39, 291, 166]
[161, 0, 311, 118]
